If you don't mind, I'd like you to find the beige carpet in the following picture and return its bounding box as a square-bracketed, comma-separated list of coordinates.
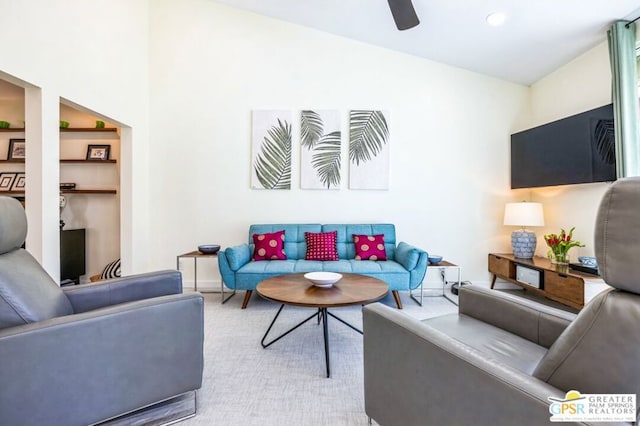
[181, 287, 459, 426]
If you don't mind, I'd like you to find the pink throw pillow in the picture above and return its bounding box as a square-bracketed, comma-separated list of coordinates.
[253, 230, 286, 261]
[353, 234, 387, 261]
[305, 231, 338, 261]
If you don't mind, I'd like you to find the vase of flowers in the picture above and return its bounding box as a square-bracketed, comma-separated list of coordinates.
[544, 227, 585, 265]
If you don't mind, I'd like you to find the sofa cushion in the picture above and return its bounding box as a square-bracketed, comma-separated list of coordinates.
[323, 224, 396, 260]
[235, 259, 411, 290]
[354, 234, 387, 261]
[252, 230, 286, 261]
[99, 258, 121, 280]
[305, 231, 338, 261]
[248, 224, 321, 260]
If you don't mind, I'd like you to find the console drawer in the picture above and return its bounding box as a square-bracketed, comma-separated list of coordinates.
[488, 254, 512, 278]
[544, 271, 584, 306]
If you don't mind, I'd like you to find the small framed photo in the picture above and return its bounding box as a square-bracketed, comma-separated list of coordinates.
[12, 173, 25, 191]
[0, 173, 16, 191]
[86, 144, 111, 160]
[8, 139, 25, 160]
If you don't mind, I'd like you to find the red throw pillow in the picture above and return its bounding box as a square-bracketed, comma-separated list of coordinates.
[252, 230, 286, 261]
[353, 234, 387, 261]
[305, 231, 338, 261]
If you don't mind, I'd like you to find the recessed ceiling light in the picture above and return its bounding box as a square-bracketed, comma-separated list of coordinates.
[486, 12, 506, 27]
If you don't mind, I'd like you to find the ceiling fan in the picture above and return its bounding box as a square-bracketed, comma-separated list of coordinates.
[387, 0, 420, 30]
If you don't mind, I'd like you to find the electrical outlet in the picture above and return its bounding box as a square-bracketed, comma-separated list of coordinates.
[177, 259, 184, 271]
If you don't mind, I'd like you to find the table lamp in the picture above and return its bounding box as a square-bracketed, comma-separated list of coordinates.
[503, 202, 544, 258]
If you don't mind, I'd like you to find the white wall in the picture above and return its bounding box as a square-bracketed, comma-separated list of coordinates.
[527, 42, 613, 259]
[148, 0, 530, 286]
[1, 1, 608, 287]
[0, 0, 150, 276]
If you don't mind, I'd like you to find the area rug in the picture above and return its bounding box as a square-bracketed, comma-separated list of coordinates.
[180, 289, 458, 426]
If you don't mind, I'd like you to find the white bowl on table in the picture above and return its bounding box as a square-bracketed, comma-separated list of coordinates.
[304, 272, 343, 288]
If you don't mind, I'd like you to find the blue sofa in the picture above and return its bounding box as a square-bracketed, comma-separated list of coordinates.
[218, 224, 429, 309]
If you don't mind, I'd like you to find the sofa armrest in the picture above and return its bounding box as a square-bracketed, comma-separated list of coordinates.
[223, 244, 251, 270]
[0, 293, 204, 426]
[63, 269, 183, 313]
[459, 286, 576, 348]
[395, 242, 429, 288]
[362, 303, 597, 426]
[217, 244, 252, 290]
[394, 241, 425, 271]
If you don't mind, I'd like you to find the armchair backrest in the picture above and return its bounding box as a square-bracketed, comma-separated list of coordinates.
[533, 178, 640, 404]
[0, 197, 73, 329]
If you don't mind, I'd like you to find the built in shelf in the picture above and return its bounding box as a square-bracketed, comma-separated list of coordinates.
[0, 159, 116, 164]
[60, 159, 117, 164]
[0, 128, 117, 133]
[60, 128, 118, 133]
[0, 189, 116, 195]
[62, 189, 117, 194]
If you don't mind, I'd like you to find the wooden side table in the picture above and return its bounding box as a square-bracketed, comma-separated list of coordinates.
[176, 250, 235, 304]
[410, 260, 461, 306]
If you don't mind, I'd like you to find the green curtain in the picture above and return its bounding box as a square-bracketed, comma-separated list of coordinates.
[608, 21, 640, 178]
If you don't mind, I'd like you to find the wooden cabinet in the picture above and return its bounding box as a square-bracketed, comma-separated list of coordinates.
[488, 253, 599, 310]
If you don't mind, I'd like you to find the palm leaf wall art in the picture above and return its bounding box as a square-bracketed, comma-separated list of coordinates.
[593, 118, 615, 165]
[300, 110, 341, 189]
[251, 110, 292, 190]
[301, 110, 324, 149]
[311, 132, 342, 189]
[349, 110, 390, 190]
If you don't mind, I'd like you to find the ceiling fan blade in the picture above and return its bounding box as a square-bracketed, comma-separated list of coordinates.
[387, 0, 420, 30]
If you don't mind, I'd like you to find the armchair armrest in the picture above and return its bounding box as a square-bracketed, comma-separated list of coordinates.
[63, 270, 183, 313]
[0, 293, 204, 426]
[459, 286, 576, 348]
[363, 303, 584, 426]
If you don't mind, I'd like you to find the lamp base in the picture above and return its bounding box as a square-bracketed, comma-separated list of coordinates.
[511, 230, 536, 258]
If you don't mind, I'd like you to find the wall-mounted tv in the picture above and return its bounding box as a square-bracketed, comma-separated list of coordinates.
[511, 104, 616, 189]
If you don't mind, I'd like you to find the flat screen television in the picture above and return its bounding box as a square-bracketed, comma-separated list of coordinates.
[511, 104, 616, 189]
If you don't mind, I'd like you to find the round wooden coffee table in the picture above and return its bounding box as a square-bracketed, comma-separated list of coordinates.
[257, 273, 388, 378]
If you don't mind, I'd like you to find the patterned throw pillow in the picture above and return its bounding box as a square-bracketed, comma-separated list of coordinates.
[305, 231, 338, 261]
[252, 230, 286, 261]
[100, 258, 121, 280]
[353, 234, 387, 261]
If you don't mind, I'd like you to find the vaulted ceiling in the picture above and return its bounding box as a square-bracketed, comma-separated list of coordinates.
[211, 0, 640, 85]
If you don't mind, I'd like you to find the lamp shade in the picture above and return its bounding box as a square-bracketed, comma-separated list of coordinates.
[504, 202, 544, 228]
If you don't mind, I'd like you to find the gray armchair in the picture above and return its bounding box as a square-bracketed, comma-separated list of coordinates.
[0, 197, 204, 426]
[363, 177, 640, 426]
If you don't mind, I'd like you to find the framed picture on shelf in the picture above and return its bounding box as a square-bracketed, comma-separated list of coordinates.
[86, 144, 110, 160]
[8, 139, 25, 160]
[12, 173, 25, 191]
[0, 173, 16, 191]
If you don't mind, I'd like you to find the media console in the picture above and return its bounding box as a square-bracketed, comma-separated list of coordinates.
[488, 253, 603, 310]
